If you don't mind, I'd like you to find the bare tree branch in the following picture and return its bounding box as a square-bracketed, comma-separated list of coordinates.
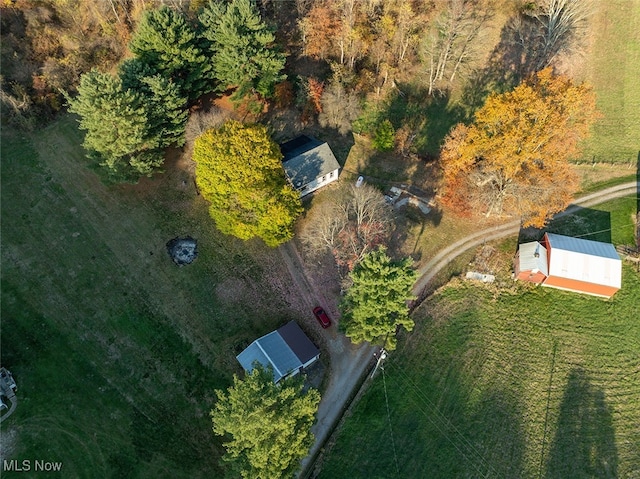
[525, 0, 594, 70]
[301, 184, 393, 271]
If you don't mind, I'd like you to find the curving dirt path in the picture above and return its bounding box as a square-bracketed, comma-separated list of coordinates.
[278, 243, 377, 476]
[412, 181, 639, 300]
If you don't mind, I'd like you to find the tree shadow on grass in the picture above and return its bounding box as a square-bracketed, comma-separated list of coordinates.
[354, 83, 466, 158]
[518, 207, 612, 245]
[460, 14, 548, 115]
[315, 128, 355, 167]
[468, 387, 527, 479]
[385, 83, 467, 157]
[545, 368, 618, 479]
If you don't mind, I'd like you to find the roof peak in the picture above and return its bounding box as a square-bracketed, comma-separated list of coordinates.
[545, 232, 620, 260]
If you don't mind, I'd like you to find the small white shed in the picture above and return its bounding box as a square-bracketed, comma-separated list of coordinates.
[280, 136, 340, 197]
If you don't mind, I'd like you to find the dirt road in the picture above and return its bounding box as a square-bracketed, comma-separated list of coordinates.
[412, 181, 639, 299]
[278, 243, 377, 475]
[288, 180, 637, 477]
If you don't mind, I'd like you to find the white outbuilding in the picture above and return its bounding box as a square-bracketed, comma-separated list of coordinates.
[236, 321, 320, 383]
[280, 136, 340, 197]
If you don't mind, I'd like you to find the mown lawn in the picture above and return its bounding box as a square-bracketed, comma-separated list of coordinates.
[319, 265, 640, 478]
[581, 0, 640, 164]
[539, 196, 638, 246]
[0, 118, 308, 477]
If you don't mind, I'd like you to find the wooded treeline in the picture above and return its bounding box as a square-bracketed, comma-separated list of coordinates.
[3, 0, 590, 127]
[2, 0, 596, 225]
[62, 0, 285, 179]
[1, 0, 138, 128]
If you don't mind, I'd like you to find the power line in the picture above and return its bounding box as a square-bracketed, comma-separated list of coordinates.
[381, 364, 401, 476]
[392, 366, 496, 478]
[570, 222, 637, 239]
[388, 362, 501, 479]
[538, 340, 558, 479]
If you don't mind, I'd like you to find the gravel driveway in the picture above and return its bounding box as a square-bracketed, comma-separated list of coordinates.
[278, 242, 377, 476]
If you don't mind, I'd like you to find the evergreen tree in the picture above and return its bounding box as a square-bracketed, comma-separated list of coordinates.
[67, 69, 164, 178]
[199, 0, 286, 99]
[69, 64, 190, 179]
[341, 247, 417, 350]
[211, 365, 320, 478]
[193, 120, 302, 246]
[129, 5, 213, 100]
[372, 119, 395, 151]
[119, 58, 188, 148]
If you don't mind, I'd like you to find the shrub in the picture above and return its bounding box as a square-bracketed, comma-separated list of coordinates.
[372, 119, 395, 151]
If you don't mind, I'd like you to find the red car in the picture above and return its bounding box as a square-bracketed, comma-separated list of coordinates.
[313, 307, 332, 328]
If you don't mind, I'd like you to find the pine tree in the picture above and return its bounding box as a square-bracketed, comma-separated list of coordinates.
[340, 247, 417, 350]
[211, 365, 320, 478]
[129, 5, 214, 100]
[372, 119, 395, 151]
[67, 69, 163, 178]
[193, 120, 302, 247]
[199, 0, 286, 99]
[119, 58, 188, 148]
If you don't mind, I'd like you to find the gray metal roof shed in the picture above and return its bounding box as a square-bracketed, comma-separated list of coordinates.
[236, 321, 320, 383]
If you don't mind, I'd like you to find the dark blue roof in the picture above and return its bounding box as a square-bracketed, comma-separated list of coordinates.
[280, 135, 324, 161]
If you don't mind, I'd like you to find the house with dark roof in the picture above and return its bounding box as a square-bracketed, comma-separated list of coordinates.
[515, 233, 622, 298]
[236, 321, 320, 383]
[280, 136, 340, 197]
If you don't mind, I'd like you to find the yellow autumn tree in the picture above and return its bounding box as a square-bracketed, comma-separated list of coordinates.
[194, 121, 302, 246]
[440, 68, 598, 227]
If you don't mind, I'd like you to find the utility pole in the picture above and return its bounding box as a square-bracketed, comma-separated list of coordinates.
[370, 331, 392, 379]
[370, 348, 387, 379]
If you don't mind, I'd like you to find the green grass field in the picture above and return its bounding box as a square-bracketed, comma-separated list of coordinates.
[582, 0, 640, 164]
[0, 118, 310, 477]
[2, 3, 638, 475]
[541, 196, 638, 245]
[319, 264, 640, 478]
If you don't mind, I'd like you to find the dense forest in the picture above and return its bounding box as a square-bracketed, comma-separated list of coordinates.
[2, 0, 590, 130]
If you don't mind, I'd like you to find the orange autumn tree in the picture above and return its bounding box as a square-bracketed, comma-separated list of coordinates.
[440, 68, 598, 227]
[299, 1, 340, 61]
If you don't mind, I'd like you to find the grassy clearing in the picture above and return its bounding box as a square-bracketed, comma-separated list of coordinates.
[339, 160, 637, 279]
[573, 164, 637, 194]
[540, 196, 638, 246]
[581, 0, 640, 164]
[0, 117, 312, 477]
[341, 135, 440, 189]
[319, 264, 640, 479]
